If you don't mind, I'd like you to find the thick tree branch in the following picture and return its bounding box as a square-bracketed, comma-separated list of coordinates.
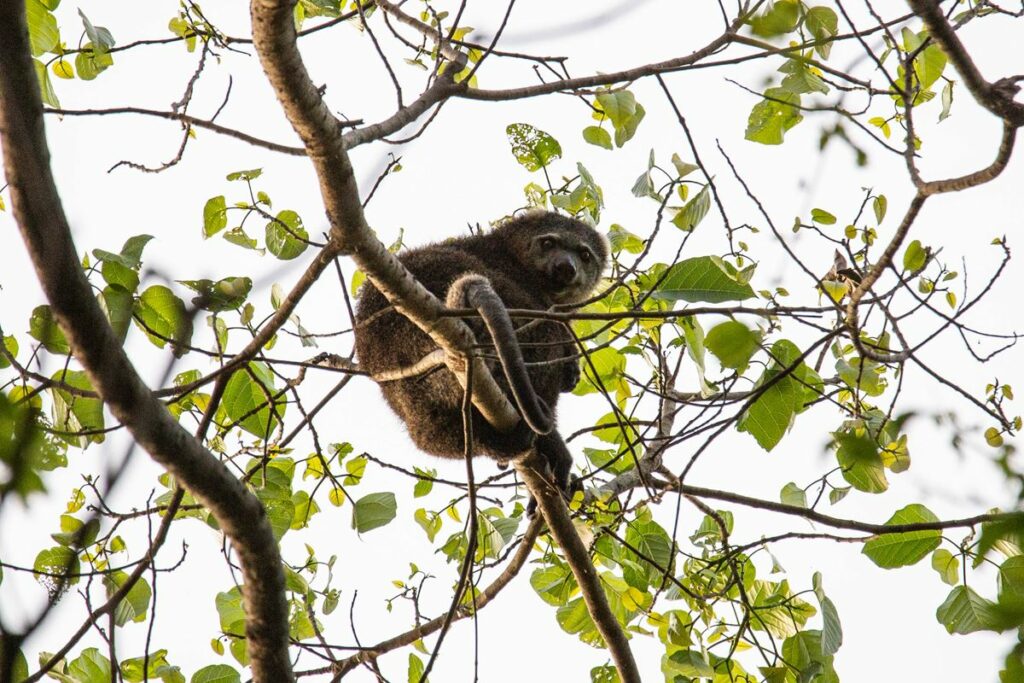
[516, 453, 641, 683]
[907, 0, 1024, 126]
[250, 3, 641, 678]
[0, 5, 292, 681]
[250, 0, 520, 433]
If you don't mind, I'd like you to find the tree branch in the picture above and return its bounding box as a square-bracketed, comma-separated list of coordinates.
[907, 0, 1024, 125]
[328, 516, 543, 678]
[250, 3, 641, 678]
[250, 0, 520, 433]
[46, 107, 308, 156]
[516, 452, 641, 683]
[0, 4, 292, 681]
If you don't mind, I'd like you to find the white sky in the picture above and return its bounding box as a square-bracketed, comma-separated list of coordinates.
[2, 0, 1023, 681]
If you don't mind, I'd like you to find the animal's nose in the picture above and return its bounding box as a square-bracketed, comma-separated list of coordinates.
[552, 257, 577, 285]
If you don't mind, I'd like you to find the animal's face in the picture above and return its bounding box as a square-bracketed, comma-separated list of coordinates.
[525, 228, 606, 304]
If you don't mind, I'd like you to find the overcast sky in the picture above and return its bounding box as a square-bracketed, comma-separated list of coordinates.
[2, 0, 1023, 680]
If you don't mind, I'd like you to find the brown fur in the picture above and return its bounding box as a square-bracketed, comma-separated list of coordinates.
[353, 211, 607, 476]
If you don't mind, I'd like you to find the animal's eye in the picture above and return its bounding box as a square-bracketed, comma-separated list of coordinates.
[540, 237, 555, 250]
[579, 250, 591, 263]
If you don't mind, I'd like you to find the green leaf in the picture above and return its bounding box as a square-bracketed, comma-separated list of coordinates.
[862, 504, 941, 568]
[662, 650, 714, 678]
[749, 0, 799, 37]
[79, 10, 115, 53]
[810, 208, 836, 225]
[606, 224, 645, 254]
[290, 490, 319, 529]
[203, 196, 228, 237]
[781, 631, 838, 683]
[805, 6, 838, 59]
[670, 154, 699, 178]
[95, 233, 152, 268]
[936, 586, 1001, 634]
[102, 286, 134, 343]
[555, 597, 597, 639]
[50, 370, 105, 445]
[26, 0, 59, 56]
[630, 169, 656, 200]
[412, 467, 434, 498]
[590, 665, 620, 683]
[8, 649, 29, 682]
[1000, 555, 1024, 599]
[103, 570, 152, 626]
[266, 209, 309, 260]
[977, 514, 1024, 562]
[33, 545, 80, 594]
[74, 44, 113, 81]
[191, 664, 241, 683]
[506, 123, 561, 172]
[29, 304, 70, 355]
[780, 482, 807, 508]
[812, 573, 843, 657]
[745, 87, 803, 145]
[51, 514, 98, 547]
[738, 340, 820, 451]
[939, 80, 954, 121]
[223, 227, 259, 251]
[739, 374, 800, 451]
[33, 58, 60, 107]
[120, 650, 179, 683]
[932, 548, 960, 586]
[836, 356, 887, 397]
[595, 90, 646, 147]
[133, 285, 192, 354]
[915, 44, 948, 90]
[179, 277, 252, 312]
[414, 508, 441, 541]
[624, 513, 673, 585]
[68, 648, 112, 683]
[903, 239, 928, 272]
[255, 486, 295, 541]
[408, 654, 426, 683]
[100, 260, 139, 293]
[0, 335, 18, 369]
[352, 492, 397, 533]
[476, 514, 508, 559]
[582, 126, 612, 150]
[651, 256, 756, 303]
[748, 580, 816, 637]
[573, 346, 627, 401]
[705, 320, 760, 370]
[226, 168, 263, 181]
[834, 430, 888, 493]
[222, 362, 284, 438]
[215, 587, 246, 635]
[0, 394, 66, 498]
[671, 185, 711, 232]
[531, 565, 576, 606]
[779, 58, 829, 95]
[873, 195, 888, 224]
[983, 428, 1007, 448]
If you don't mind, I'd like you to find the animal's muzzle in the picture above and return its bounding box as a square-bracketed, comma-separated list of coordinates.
[551, 256, 577, 287]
